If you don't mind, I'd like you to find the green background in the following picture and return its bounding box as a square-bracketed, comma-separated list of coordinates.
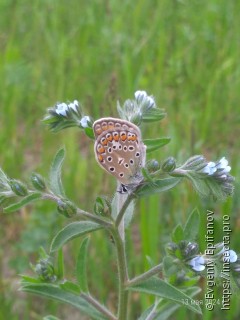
[0, 0, 240, 319]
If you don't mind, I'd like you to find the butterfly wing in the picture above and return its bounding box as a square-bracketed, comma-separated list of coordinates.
[93, 118, 146, 185]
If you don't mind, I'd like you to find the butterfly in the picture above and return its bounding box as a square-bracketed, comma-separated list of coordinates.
[93, 117, 146, 193]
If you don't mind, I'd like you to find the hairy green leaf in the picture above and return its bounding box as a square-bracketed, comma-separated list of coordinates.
[183, 208, 200, 241]
[76, 237, 90, 292]
[49, 148, 66, 196]
[143, 138, 171, 153]
[3, 192, 42, 213]
[50, 221, 102, 252]
[172, 224, 184, 243]
[127, 278, 202, 315]
[21, 284, 107, 320]
[142, 108, 166, 122]
[136, 178, 182, 197]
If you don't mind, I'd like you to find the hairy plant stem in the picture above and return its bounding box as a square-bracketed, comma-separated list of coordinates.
[81, 293, 117, 320]
[126, 263, 163, 287]
[111, 227, 129, 320]
[42, 192, 112, 228]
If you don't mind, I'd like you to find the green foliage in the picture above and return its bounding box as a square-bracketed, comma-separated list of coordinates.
[127, 277, 202, 315]
[143, 137, 171, 154]
[50, 222, 102, 252]
[3, 192, 42, 213]
[136, 177, 182, 197]
[49, 148, 66, 197]
[76, 237, 90, 292]
[21, 284, 107, 320]
[183, 208, 200, 242]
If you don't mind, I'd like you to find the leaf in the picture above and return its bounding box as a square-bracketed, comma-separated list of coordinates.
[76, 237, 90, 292]
[143, 138, 171, 153]
[142, 108, 166, 123]
[138, 300, 159, 320]
[154, 287, 202, 320]
[172, 224, 184, 243]
[60, 280, 81, 294]
[57, 248, 64, 279]
[127, 278, 202, 315]
[43, 316, 61, 320]
[84, 127, 94, 139]
[49, 148, 66, 196]
[183, 208, 200, 241]
[21, 284, 107, 320]
[50, 221, 102, 252]
[3, 192, 42, 213]
[20, 275, 42, 284]
[136, 177, 182, 197]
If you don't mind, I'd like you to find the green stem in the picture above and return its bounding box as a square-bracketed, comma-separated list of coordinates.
[126, 263, 163, 287]
[42, 192, 112, 228]
[111, 227, 129, 320]
[115, 192, 135, 228]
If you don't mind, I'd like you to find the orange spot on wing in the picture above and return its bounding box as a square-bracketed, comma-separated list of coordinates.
[98, 154, 104, 162]
[97, 145, 105, 153]
[101, 122, 108, 131]
[120, 132, 127, 141]
[106, 133, 113, 142]
[95, 127, 102, 135]
[113, 132, 119, 141]
[101, 137, 108, 146]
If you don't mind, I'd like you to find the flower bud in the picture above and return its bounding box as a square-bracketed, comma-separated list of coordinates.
[9, 179, 28, 197]
[161, 157, 176, 173]
[34, 258, 57, 282]
[166, 242, 178, 255]
[31, 173, 46, 191]
[146, 159, 160, 173]
[57, 199, 77, 218]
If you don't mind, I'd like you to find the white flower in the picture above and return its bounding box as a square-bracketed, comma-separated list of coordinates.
[216, 157, 231, 173]
[188, 256, 205, 272]
[80, 116, 91, 128]
[202, 162, 217, 175]
[223, 250, 238, 263]
[68, 100, 79, 112]
[135, 90, 147, 100]
[55, 103, 68, 116]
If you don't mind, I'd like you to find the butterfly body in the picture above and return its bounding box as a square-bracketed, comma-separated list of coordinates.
[93, 118, 146, 189]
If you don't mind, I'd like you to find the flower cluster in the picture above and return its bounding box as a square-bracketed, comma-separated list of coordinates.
[187, 242, 238, 272]
[170, 155, 234, 200]
[117, 90, 165, 125]
[43, 100, 92, 132]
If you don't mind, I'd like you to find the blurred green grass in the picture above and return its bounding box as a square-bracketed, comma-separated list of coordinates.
[0, 0, 240, 319]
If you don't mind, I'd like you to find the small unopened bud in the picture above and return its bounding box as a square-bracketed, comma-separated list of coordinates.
[57, 199, 77, 218]
[161, 157, 176, 173]
[166, 242, 178, 255]
[146, 159, 160, 173]
[31, 173, 46, 191]
[34, 258, 57, 282]
[9, 179, 28, 197]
